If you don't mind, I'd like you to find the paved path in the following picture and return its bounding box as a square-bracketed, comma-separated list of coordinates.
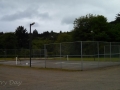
[0, 65, 120, 90]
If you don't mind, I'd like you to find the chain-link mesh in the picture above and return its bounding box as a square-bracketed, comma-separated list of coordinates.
[0, 49, 45, 59]
[44, 41, 120, 70]
[0, 41, 120, 70]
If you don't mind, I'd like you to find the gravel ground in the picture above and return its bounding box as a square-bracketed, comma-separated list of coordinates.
[0, 65, 120, 90]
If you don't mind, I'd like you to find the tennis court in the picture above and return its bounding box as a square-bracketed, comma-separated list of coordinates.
[0, 57, 120, 70]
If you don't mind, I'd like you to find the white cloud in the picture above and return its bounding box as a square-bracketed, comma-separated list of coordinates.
[0, 0, 120, 33]
[0, 8, 50, 21]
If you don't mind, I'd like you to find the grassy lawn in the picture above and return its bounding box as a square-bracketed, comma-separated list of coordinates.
[0, 58, 15, 61]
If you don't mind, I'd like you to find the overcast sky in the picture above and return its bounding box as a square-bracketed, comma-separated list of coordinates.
[0, 0, 120, 33]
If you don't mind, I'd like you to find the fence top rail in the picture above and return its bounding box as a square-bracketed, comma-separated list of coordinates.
[44, 43, 61, 45]
[44, 41, 120, 45]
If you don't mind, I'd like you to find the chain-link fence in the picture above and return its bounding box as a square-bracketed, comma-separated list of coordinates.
[0, 49, 45, 60]
[0, 41, 120, 70]
[0, 49, 46, 67]
[44, 41, 120, 70]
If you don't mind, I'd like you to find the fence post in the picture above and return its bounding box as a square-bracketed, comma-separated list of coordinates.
[97, 42, 99, 67]
[119, 45, 120, 62]
[81, 41, 83, 70]
[40, 49, 41, 58]
[60, 43, 62, 69]
[44, 44, 46, 68]
[93, 41, 95, 61]
[110, 42, 111, 61]
[4, 49, 6, 60]
[104, 46, 105, 61]
[67, 55, 69, 61]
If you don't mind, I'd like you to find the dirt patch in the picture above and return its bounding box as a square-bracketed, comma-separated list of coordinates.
[0, 65, 120, 90]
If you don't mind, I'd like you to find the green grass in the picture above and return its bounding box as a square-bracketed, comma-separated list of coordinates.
[0, 58, 15, 61]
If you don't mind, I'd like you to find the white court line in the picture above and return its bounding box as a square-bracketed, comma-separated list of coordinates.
[55, 62, 80, 65]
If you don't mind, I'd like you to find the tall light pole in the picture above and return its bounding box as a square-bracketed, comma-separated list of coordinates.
[30, 22, 35, 67]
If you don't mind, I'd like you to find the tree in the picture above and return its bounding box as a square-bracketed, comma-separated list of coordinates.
[115, 13, 120, 22]
[110, 13, 120, 24]
[108, 13, 120, 41]
[33, 29, 38, 38]
[107, 23, 120, 42]
[56, 33, 73, 43]
[0, 32, 3, 35]
[15, 26, 29, 49]
[0, 33, 17, 49]
[32, 37, 53, 49]
[72, 14, 108, 41]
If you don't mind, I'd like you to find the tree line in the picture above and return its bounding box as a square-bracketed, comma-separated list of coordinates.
[0, 13, 120, 49]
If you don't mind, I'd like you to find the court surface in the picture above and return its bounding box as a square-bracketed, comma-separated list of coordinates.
[0, 59, 120, 70]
